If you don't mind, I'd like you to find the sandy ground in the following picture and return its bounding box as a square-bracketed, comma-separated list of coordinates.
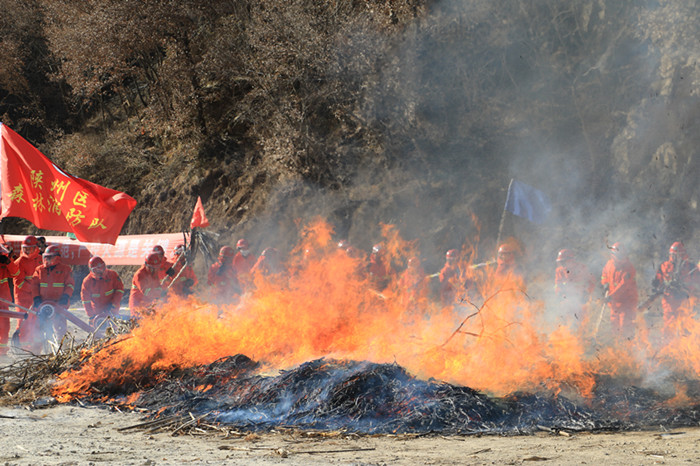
[0, 404, 698, 465]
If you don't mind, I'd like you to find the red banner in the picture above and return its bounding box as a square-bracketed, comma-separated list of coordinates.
[190, 195, 210, 228]
[1, 233, 186, 266]
[0, 124, 137, 245]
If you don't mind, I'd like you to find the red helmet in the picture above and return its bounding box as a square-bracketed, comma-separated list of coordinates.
[89, 256, 106, 275]
[23, 236, 38, 247]
[145, 252, 162, 267]
[43, 245, 62, 266]
[219, 246, 235, 258]
[174, 245, 186, 256]
[88, 256, 105, 268]
[21, 235, 39, 257]
[497, 243, 516, 265]
[153, 245, 165, 256]
[446, 249, 458, 260]
[557, 249, 574, 262]
[669, 241, 686, 258]
[236, 239, 249, 250]
[610, 242, 625, 258]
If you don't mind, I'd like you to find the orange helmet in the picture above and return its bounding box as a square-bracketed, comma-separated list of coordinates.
[669, 241, 686, 260]
[497, 243, 516, 265]
[610, 242, 625, 259]
[145, 252, 162, 267]
[219, 246, 235, 258]
[21, 235, 39, 257]
[557, 249, 574, 262]
[236, 239, 249, 250]
[89, 256, 105, 268]
[89, 256, 106, 276]
[23, 236, 38, 247]
[43, 245, 62, 267]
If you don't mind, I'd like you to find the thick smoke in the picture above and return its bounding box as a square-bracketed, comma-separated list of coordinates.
[179, 1, 700, 397]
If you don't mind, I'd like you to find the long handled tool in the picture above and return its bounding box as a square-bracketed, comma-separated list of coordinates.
[0, 296, 94, 333]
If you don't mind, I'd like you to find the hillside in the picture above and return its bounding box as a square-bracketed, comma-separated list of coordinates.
[1, 0, 699, 279]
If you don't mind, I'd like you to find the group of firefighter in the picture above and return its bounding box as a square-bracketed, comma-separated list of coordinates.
[0, 233, 694, 353]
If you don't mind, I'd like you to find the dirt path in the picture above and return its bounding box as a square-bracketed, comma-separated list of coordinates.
[0, 404, 698, 465]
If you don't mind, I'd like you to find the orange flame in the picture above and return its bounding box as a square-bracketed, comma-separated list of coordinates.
[52, 219, 700, 404]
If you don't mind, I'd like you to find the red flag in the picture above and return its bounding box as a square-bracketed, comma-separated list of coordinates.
[0, 124, 137, 245]
[190, 196, 209, 228]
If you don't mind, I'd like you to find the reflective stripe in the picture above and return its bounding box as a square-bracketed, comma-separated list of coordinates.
[40, 283, 48, 288]
[91, 293, 101, 298]
[105, 290, 114, 296]
[115, 289, 125, 295]
[52, 283, 64, 287]
[0, 278, 7, 284]
[82, 300, 90, 305]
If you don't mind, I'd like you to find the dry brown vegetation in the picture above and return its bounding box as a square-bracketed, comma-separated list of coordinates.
[1, 0, 699, 272]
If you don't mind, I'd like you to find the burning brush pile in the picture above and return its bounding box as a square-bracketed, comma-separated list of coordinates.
[7, 220, 700, 435]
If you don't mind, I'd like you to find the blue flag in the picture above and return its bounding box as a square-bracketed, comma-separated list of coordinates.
[504, 179, 551, 224]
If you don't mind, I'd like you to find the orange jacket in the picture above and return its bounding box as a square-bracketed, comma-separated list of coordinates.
[166, 259, 198, 297]
[81, 269, 124, 318]
[13, 253, 42, 304]
[0, 261, 19, 308]
[31, 263, 75, 302]
[601, 258, 638, 310]
[652, 259, 698, 316]
[208, 261, 240, 302]
[129, 265, 163, 314]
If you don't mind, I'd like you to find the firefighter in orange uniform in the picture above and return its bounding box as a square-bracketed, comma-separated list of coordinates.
[495, 243, 523, 280]
[14, 236, 43, 345]
[129, 253, 165, 317]
[399, 256, 428, 306]
[208, 246, 241, 303]
[81, 256, 124, 327]
[651, 241, 698, 330]
[31, 245, 75, 339]
[164, 245, 198, 297]
[0, 246, 19, 354]
[233, 239, 255, 291]
[439, 249, 461, 306]
[600, 242, 638, 338]
[368, 243, 391, 291]
[152, 245, 176, 282]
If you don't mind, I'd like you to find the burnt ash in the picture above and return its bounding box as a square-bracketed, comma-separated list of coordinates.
[81, 356, 700, 435]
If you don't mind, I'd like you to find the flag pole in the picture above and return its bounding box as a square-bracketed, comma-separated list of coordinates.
[495, 178, 514, 256]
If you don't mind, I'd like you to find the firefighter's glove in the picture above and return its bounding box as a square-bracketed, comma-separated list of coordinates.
[58, 294, 70, 306]
[0, 254, 9, 265]
[33, 296, 43, 308]
[165, 267, 176, 277]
